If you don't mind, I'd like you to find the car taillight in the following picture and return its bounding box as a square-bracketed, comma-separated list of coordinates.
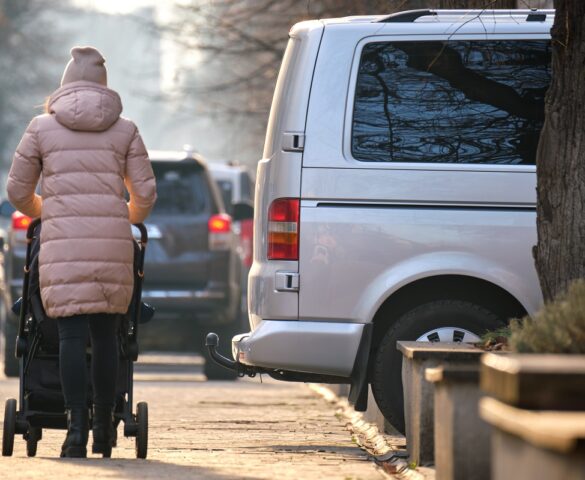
[12, 211, 32, 231]
[268, 198, 299, 260]
[208, 213, 232, 250]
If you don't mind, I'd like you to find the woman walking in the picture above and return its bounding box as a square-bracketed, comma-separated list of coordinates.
[6, 46, 157, 458]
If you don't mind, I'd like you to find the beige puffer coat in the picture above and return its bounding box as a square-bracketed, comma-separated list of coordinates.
[7, 81, 157, 318]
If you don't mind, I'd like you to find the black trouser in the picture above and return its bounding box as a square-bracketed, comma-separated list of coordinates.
[57, 314, 119, 410]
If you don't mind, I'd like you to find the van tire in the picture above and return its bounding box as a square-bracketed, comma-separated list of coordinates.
[371, 300, 504, 434]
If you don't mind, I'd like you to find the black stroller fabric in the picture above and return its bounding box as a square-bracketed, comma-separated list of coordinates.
[17, 224, 147, 414]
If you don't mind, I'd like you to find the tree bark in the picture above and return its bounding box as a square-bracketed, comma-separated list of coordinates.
[534, 0, 585, 301]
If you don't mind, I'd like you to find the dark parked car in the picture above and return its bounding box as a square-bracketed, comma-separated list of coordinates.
[0, 151, 253, 380]
[140, 150, 252, 378]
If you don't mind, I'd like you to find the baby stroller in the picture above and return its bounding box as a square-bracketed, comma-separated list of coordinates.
[1, 218, 154, 458]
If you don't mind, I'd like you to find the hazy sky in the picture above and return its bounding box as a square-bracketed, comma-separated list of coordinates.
[66, 0, 257, 165]
[71, 0, 200, 93]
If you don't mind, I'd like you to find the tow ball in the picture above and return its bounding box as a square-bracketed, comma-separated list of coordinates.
[205, 332, 267, 378]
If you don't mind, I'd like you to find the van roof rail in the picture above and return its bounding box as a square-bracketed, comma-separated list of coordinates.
[526, 10, 547, 21]
[378, 9, 436, 23]
[377, 9, 554, 23]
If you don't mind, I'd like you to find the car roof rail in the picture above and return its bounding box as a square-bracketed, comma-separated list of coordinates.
[377, 8, 554, 23]
[526, 10, 547, 21]
[378, 9, 436, 23]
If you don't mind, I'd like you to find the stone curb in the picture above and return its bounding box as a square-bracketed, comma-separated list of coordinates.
[310, 384, 435, 480]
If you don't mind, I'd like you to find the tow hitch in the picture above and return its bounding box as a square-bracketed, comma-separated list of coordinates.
[205, 332, 269, 378]
[205, 332, 363, 399]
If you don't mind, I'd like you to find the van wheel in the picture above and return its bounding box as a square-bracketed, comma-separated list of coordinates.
[371, 300, 504, 434]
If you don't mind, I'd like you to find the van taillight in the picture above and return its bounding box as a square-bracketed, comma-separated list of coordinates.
[268, 198, 299, 260]
[12, 211, 31, 231]
[208, 213, 232, 250]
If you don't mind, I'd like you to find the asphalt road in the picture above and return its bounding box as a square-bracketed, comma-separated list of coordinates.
[0, 353, 387, 479]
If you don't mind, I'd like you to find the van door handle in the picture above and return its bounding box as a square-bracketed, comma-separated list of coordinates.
[282, 132, 305, 152]
[275, 271, 299, 291]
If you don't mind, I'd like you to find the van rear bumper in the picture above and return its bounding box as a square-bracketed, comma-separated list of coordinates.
[231, 320, 364, 377]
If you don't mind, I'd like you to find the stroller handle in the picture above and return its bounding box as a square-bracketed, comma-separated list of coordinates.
[133, 223, 148, 244]
[25, 219, 149, 244]
[25, 218, 42, 242]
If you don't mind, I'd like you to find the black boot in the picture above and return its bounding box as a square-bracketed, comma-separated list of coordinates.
[61, 408, 89, 458]
[92, 405, 115, 457]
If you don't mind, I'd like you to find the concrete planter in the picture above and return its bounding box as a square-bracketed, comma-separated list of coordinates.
[425, 365, 490, 480]
[480, 354, 585, 480]
[397, 341, 483, 466]
[480, 353, 585, 410]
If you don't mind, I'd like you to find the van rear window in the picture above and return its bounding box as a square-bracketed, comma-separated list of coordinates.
[351, 40, 551, 165]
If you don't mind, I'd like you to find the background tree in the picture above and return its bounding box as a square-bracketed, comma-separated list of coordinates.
[0, 0, 63, 167]
[534, 0, 585, 301]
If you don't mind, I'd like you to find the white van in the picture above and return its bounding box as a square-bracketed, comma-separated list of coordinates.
[220, 9, 553, 433]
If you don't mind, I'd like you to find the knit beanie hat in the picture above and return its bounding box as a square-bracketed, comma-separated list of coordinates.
[61, 46, 107, 86]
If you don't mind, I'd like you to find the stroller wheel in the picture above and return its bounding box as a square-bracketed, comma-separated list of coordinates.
[2, 398, 17, 457]
[135, 402, 148, 459]
[26, 427, 41, 457]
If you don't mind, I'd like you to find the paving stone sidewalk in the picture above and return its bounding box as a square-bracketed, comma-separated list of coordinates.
[0, 376, 387, 479]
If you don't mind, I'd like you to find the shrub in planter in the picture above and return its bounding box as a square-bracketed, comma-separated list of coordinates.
[480, 281, 585, 480]
[509, 280, 585, 354]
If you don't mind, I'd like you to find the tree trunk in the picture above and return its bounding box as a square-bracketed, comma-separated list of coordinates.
[534, 1, 585, 301]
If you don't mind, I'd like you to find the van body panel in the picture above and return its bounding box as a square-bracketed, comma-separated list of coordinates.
[249, 156, 302, 327]
[248, 22, 324, 326]
[263, 21, 324, 158]
[234, 320, 363, 376]
[300, 167, 537, 206]
[298, 204, 542, 324]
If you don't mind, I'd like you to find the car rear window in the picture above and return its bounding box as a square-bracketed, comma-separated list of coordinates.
[351, 40, 551, 165]
[152, 162, 210, 215]
[240, 172, 253, 201]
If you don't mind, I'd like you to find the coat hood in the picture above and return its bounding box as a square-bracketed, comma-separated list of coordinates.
[48, 81, 122, 132]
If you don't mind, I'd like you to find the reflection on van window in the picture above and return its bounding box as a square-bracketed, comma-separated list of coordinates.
[352, 40, 551, 164]
[152, 164, 208, 215]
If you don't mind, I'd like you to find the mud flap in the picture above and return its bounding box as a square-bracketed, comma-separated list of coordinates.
[348, 323, 373, 412]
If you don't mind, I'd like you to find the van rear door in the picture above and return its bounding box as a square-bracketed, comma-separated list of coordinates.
[248, 21, 323, 329]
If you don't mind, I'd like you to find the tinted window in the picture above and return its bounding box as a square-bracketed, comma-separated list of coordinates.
[215, 179, 234, 215]
[240, 172, 253, 201]
[152, 163, 210, 215]
[352, 40, 551, 164]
